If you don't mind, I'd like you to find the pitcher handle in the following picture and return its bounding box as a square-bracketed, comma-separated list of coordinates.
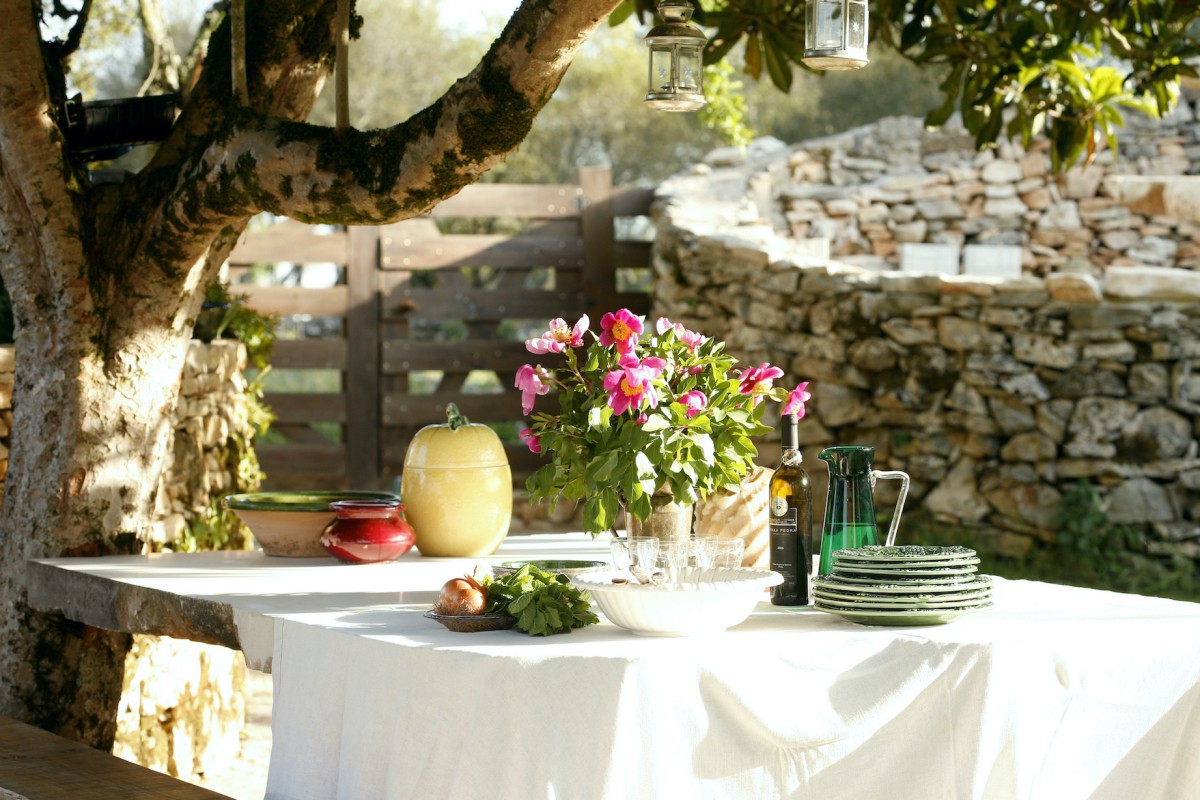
[869, 470, 910, 547]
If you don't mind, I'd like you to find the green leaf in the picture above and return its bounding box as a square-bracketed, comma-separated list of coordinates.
[635, 450, 656, 478]
[762, 32, 793, 93]
[744, 32, 763, 80]
[607, 0, 635, 27]
[641, 413, 671, 433]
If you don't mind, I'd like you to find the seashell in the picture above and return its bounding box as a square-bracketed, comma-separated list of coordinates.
[694, 467, 773, 568]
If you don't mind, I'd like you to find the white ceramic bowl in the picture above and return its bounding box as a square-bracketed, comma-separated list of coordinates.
[570, 568, 783, 636]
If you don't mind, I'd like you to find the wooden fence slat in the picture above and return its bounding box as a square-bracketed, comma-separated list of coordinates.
[380, 235, 585, 269]
[272, 339, 347, 370]
[258, 444, 347, 480]
[381, 392, 524, 427]
[231, 228, 348, 265]
[263, 392, 347, 423]
[424, 183, 584, 218]
[240, 285, 349, 317]
[381, 286, 585, 321]
[382, 340, 534, 373]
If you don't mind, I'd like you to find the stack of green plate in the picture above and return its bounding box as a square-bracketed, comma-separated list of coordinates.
[814, 545, 993, 626]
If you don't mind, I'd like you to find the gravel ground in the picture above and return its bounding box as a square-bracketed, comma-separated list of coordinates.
[190, 669, 273, 800]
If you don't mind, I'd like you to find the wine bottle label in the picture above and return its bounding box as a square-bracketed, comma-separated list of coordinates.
[770, 497, 788, 516]
[769, 508, 797, 533]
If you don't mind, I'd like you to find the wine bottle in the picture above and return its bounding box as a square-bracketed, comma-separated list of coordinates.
[769, 413, 813, 606]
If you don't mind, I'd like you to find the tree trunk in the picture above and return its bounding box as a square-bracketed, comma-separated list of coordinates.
[0, 239, 216, 742]
[0, 0, 621, 747]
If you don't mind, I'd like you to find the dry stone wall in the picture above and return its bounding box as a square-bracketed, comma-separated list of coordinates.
[653, 119, 1200, 567]
[0, 340, 257, 781]
[709, 99, 1200, 278]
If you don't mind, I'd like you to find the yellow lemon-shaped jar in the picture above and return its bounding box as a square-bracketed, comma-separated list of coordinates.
[400, 405, 513, 557]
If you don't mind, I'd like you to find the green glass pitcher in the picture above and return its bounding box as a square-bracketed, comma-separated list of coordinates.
[817, 446, 910, 575]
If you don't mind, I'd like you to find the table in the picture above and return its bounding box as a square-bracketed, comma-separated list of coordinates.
[28, 534, 1200, 800]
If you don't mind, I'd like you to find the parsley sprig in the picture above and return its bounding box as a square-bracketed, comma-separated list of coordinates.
[484, 564, 598, 636]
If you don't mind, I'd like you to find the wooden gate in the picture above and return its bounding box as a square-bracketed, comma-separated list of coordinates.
[227, 168, 654, 491]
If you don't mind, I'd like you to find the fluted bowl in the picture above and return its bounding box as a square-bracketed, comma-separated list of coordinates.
[570, 568, 783, 637]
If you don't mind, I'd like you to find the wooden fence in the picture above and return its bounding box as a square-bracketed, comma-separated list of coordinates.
[226, 168, 654, 491]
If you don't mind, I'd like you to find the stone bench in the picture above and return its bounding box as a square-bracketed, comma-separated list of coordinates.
[0, 715, 228, 800]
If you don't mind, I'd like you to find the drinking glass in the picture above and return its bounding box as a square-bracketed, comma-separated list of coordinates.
[611, 536, 659, 580]
[690, 536, 719, 568]
[713, 538, 745, 568]
[657, 540, 691, 585]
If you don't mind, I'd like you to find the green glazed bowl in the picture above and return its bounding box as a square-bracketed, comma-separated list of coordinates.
[490, 560, 608, 579]
[223, 491, 398, 557]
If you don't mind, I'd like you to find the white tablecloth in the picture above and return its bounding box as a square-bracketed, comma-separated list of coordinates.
[264, 536, 1200, 800]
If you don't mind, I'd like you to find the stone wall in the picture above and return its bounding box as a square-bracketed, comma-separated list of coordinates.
[0, 340, 259, 780]
[653, 124, 1200, 567]
[711, 98, 1200, 278]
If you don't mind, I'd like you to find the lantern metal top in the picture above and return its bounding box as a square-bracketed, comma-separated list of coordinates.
[644, 0, 707, 46]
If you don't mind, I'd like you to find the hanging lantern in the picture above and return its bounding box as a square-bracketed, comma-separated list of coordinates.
[644, 0, 707, 112]
[803, 0, 869, 71]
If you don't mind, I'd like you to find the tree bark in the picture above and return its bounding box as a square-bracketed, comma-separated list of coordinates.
[0, 0, 621, 745]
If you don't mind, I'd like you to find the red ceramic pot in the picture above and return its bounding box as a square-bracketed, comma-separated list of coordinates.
[320, 499, 415, 564]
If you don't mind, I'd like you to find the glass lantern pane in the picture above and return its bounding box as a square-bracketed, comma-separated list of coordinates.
[805, 0, 817, 50]
[848, 1, 868, 51]
[677, 45, 702, 92]
[650, 46, 674, 92]
[814, 0, 845, 51]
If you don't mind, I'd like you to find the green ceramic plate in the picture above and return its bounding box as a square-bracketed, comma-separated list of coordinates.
[814, 575, 993, 596]
[820, 572, 983, 587]
[813, 587, 993, 606]
[223, 491, 397, 512]
[833, 545, 977, 561]
[491, 560, 608, 578]
[834, 564, 979, 578]
[815, 603, 992, 626]
[832, 557, 981, 570]
[813, 593, 993, 610]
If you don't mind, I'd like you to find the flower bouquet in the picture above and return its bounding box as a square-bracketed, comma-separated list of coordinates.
[517, 310, 809, 535]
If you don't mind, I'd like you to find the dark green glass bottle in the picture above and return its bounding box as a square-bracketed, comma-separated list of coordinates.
[769, 414, 813, 606]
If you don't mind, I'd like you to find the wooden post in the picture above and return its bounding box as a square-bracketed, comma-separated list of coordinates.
[580, 167, 616, 315]
[345, 227, 381, 488]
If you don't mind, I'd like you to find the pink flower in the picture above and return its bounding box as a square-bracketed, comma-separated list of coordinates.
[525, 315, 589, 355]
[737, 362, 784, 407]
[602, 355, 666, 415]
[635, 413, 648, 425]
[515, 364, 551, 415]
[655, 316, 707, 352]
[783, 382, 812, 419]
[519, 427, 542, 454]
[679, 390, 707, 418]
[677, 327, 706, 352]
[599, 309, 644, 355]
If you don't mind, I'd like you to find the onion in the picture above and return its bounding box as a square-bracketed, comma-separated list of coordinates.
[436, 573, 487, 616]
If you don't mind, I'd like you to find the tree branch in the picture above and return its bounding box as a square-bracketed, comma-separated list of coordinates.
[47, 0, 93, 63]
[0, 0, 87, 320]
[226, 0, 624, 225]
